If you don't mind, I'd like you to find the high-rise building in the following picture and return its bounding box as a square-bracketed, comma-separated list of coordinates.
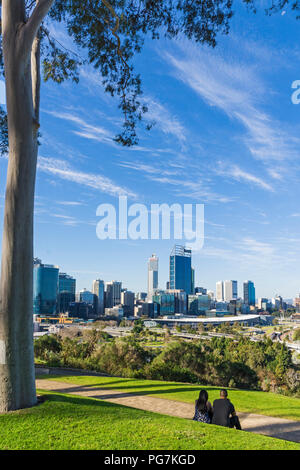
[92, 279, 105, 315]
[224, 280, 238, 301]
[243, 281, 255, 306]
[58, 273, 76, 313]
[79, 289, 95, 304]
[258, 298, 269, 311]
[147, 254, 158, 300]
[153, 289, 187, 315]
[169, 245, 192, 295]
[207, 290, 214, 299]
[121, 290, 135, 316]
[136, 292, 147, 301]
[216, 281, 224, 302]
[272, 295, 282, 310]
[195, 287, 207, 295]
[188, 293, 211, 315]
[33, 261, 59, 315]
[106, 281, 122, 307]
[191, 268, 195, 295]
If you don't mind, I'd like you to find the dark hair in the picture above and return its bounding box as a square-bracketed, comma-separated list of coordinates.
[220, 389, 228, 397]
[196, 390, 208, 412]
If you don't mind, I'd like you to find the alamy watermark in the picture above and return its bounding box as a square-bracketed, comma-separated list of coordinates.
[291, 80, 300, 104]
[96, 196, 204, 251]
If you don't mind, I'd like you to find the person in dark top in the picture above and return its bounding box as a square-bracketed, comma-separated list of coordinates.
[212, 389, 241, 429]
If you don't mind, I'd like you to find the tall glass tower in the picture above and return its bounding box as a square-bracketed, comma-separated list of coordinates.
[33, 261, 59, 315]
[58, 272, 76, 313]
[92, 279, 105, 315]
[243, 281, 256, 306]
[169, 245, 192, 295]
[147, 254, 158, 300]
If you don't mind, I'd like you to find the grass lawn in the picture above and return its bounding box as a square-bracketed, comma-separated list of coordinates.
[38, 374, 300, 421]
[0, 391, 299, 450]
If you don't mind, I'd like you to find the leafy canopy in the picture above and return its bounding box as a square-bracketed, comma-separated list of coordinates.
[0, 0, 235, 151]
[0, 0, 297, 151]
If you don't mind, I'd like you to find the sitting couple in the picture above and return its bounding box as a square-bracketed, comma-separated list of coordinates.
[193, 388, 241, 430]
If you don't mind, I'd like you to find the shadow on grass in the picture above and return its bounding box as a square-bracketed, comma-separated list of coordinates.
[36, 391, 197, 424]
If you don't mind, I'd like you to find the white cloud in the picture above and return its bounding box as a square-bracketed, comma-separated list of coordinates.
[142, 96, 186, 144]
[38, 156, 137, 199]
[216, 162, 274, 192]
[46, 110, 114, 145]
[164, 43, 300, 165]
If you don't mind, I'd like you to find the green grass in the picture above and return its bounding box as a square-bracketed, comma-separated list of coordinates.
[0, 391, 298, 450]
[38, 374, 300, 421]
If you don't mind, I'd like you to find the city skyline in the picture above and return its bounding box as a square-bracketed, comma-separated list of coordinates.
[34, 251, 296, 304]
[1, 5, 300, 299]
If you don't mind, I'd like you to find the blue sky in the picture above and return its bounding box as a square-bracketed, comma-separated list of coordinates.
[1, 3, 300, 299]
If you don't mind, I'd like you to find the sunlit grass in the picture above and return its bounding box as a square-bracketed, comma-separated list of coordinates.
[0, 391, 298, 450]
[39, 374, 300, 421]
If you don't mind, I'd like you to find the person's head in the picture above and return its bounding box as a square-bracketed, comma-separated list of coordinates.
[220, 389, 228, 399]
[196, 389, 208, 411]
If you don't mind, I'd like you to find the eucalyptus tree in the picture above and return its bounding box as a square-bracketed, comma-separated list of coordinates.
[0, 0, 236, 412]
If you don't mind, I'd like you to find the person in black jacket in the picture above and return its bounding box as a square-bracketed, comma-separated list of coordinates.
[212, 389, 241, 429]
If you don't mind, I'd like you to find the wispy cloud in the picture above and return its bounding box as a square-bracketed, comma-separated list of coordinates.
[38, 156, 137, 199]
[143, 96, 187, 144]
[216, 161, 274, 192]
[118, 159, 232, 203]
[164, 42, 300, 166]
[57, 200, 85, 206]
[46, 110, 114, 145]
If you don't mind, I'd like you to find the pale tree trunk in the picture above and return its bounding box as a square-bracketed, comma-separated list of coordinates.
[0, 0, 54, 412]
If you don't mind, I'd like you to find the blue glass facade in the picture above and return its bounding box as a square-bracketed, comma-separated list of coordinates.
[169, 245, 192, 295]
[243, 281, 256, 306]
[58, 273, 76, 313]
[33, 263, 59, 315]
[153, 293, 176, 315]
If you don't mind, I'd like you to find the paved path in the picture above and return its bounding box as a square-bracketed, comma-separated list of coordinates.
[36, 379, 300, 444]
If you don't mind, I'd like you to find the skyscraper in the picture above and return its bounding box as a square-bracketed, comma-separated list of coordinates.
[243, 281, 255, 306]
[33, 261, 59, 315]
[92, 279, 105, 315]
[191, 267, 195, 295]
[58, 272, 76, 313]
[223, 280, 238, 301]
[79, 289, 95, 304]
[169, 245, 192, 295]
[147, 254, 158, 300]
[216, 281, 224, 301]
[106, 281, 122, 307]
[121, 290, 135, 316]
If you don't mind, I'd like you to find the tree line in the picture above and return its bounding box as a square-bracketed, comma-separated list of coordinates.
[34, 329, 300, 397]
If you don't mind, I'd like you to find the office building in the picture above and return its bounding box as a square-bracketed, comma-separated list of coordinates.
[191, 268, 195, 294]
[79, 289, 95, 304]
[68, 302, 95, 320]
[58, 273, 76, 313]
[105, 305, 124, 318]
[92, 279, 105, 315]
[147, 254, 158, 300]
[224, 280, 238, 301]
[216, 281, 224, 302]
[106, 281, 122, 307]
[121, 290, 135, 316]
[33, 261, 59, 315]
[243, 281, 255, 306]
[195, 287, 207, 295]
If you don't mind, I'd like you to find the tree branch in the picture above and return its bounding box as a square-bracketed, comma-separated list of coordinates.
[24, 0, 54, 48]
